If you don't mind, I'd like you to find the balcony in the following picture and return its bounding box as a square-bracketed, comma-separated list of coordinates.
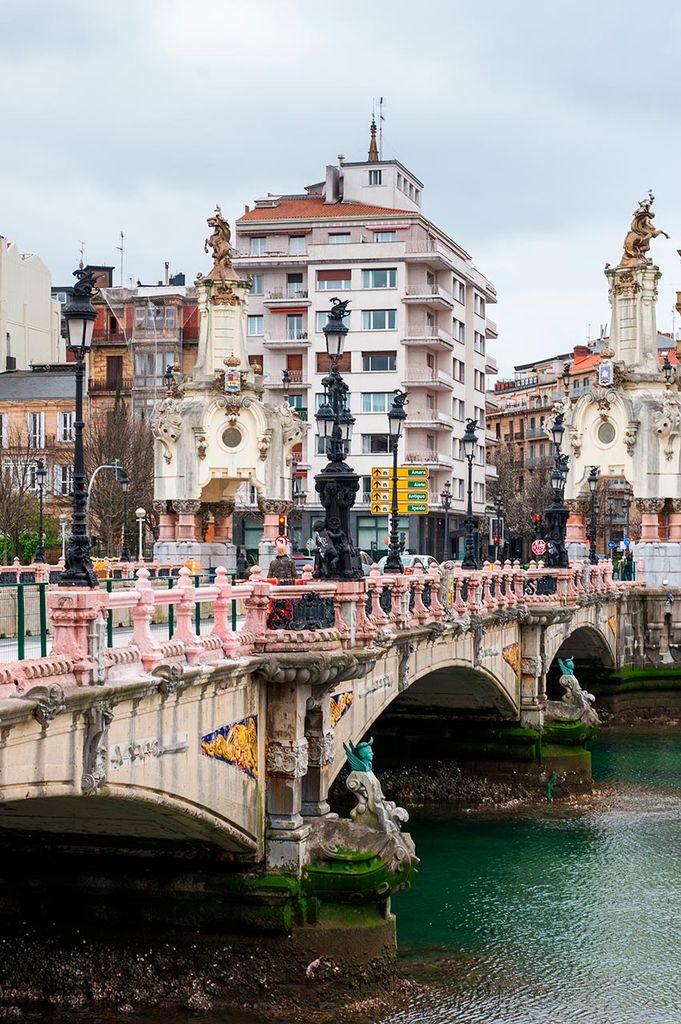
[291, 408, 308, 421]
[485, 355, 498, 375]
[262, 331, 311, 348]
[404, 242, 457, 272]
[405, 449, 454, 468]
[263, 289, 311, 307]
[485, 318, 498, 339]
[405, 409, 455, 430]
[402, 323, 454, 349]
[403, 285, 454, 310]
[402, 368, 454, 391]
[89, 377, 133, 394]
[268, 370, 309, 388]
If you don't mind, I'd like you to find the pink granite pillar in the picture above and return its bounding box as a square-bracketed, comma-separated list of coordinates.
[212, 501, 235, 543]
[637, 499, 663, 542]
[668, 500, 681, 541]
[158, 512, 176, 543]
[172, 500, 201, 541]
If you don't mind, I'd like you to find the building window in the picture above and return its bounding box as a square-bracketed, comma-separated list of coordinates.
[251, 273, 264, 295]
[58, 411, 75, 442]
[54, 291, 68, 304]
[474, 331, 485, 354]
[474, 406, 485, 428]
[362, 268, 396, 289]
[361, 476, 372, 502]
[474, 482, 485, 503]
[165, 307, 177, 328]
[27, 412, 45, 449]
[455, 479, 464, 500]
[288, 393, 304, 410]
[572, 378, 580, 393]
[316, 310, 351, 332]
[133, 350, 177, 387]
[474, 369, 485, 392]
[316, 351, 351, 373]
[289, 235, 306, 255]
[583, 377, 590, 391]
[133, 398, 156, 420]
[287, 273, 305, 298]
[453, 318, 465, 343]
[317, 269, 351, 290]
[357, 514, 408, 554]
[369, 169, 382, 185]
[247, 315, 264, 337]
[361, 434, 390, 454]
[361, 392, 394, 413]
[453, 278, 465, 303]
[315, 435, 331, 455]
[426, 434, 435, 451]
[0, 413, 6, 447]
[362, 351, 396, 372]
[329, 233, 351, 244]
[109, 315, 117, 335]
[474, 293, 486, 317]
[362, 309, 396, 331]
[374, 231, 397, 243]
[286, 314, 305, 340]
[250, 237, 266, 255]
[453, 399, 465, 420]
[55, 464, 73, 496]
[135, 307, 145, 328]
[453, 359, 465, 384]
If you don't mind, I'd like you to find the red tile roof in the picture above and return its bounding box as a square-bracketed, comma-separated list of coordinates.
[571, 353, 601, 373]
[237, 197, 414, 222]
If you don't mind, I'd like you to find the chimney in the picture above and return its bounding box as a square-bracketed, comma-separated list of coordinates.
[164, 261, 170, 286]
[244, 204, 250, 214]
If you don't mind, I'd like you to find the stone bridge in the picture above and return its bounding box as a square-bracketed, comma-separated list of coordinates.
[0, 560, 641, 875]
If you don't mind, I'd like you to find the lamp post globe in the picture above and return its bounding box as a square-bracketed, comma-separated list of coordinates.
[59, 267, 99, 588]
[135, 507, 146, 563]
[383, 390, 409, 575]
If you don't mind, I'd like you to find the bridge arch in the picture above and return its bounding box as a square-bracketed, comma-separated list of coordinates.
[0, 783, 259, 856]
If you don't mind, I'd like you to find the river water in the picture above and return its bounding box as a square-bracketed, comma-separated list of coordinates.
[15, 730, 681, 1023]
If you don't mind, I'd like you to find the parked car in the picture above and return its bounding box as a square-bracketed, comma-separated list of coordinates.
[377, 554, 439, 574]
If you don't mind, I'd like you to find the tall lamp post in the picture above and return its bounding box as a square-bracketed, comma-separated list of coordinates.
[314, 298, 362, 580]
[493, 493, 504, 563]
[542, 411, 570, 568]
[59, 512, 68, 562]
[384, 390, 408, 574]
[587, 465, 599, 565]
[118, 469, 131, 563]
[34, 458, 47, 563]
[135, 507, 146, 562]
[440, 480, 452, 564]
[60, 268, 98, 588]
[461, 418, 479, 569]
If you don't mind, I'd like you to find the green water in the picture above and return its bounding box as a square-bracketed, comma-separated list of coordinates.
[389, 729, 681, 1023]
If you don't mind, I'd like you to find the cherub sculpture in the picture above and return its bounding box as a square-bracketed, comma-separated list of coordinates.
[343, 737, 409, 833]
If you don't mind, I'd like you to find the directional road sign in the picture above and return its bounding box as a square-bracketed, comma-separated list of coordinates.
[371, 483, 428, 498]
[370, 502, 429, 515]
[372, 478, 428, 490]
[371, 466, 429, 479]
[371, 491, 430, 504]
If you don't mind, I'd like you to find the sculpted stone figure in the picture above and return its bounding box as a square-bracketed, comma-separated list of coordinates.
[619, 192, 669, 268]
[343, 737, 409, 833]
[204, 205, 233, 285]
[555, 656, 599, 725]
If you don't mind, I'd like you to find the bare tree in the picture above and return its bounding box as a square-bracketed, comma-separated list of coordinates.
[0, 424, 40, 561]
[488, 441, 553, 556]
[86, 398, 155, 556]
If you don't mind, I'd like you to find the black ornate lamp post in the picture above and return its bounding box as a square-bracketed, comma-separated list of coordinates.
[542, 411, 570, 568]
[587, 465, 599, 565]
[314, 298, 363, 580]
[440, 480, 452, 564]
[383, 390, 408, 574]
[562, 360, 572, 397]
[493, 493, 504, 562]
[661, 349, 674, 386]
[461, 418, 479, 569]
[118, 469, 131, 563]
[34, 458, 47, 563]
[60, 268, 98, 588]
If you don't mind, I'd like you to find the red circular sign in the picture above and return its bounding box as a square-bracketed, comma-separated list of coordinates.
[531, 539, 547, 556]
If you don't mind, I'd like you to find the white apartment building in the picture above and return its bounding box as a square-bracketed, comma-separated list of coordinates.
[0, 236, 63, 372]
[233, 135, 497, 559]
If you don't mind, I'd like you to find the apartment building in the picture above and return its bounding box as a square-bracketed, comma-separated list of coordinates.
[233, 132, 498, 558]
[1, 236, 63, 372]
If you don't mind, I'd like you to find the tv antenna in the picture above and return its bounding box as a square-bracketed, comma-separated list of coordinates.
[378, 96, 385, 159]
[78, 240, 85, 269]
[117, 231, 125, 287]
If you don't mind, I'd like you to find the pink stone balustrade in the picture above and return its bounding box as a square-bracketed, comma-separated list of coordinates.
[0, 559, 638, 697]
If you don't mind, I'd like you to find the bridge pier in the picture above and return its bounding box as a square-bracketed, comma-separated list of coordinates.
[519, 624, 546, 730]
[265, 681, 312, 872]
[301, 687, 335, 816]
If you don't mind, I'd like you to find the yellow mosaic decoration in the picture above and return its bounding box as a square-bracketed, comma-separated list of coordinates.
[502, 642, 521, 677]
[608, 615, 617, 636]
[330, 691, 354, 728]
[201, 715, 258, 779]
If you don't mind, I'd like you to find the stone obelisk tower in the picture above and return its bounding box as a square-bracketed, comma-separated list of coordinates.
[151, 208, 306, 571]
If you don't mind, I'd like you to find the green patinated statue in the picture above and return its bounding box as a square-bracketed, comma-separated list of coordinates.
[343, 736, 408, 833]
[556, 655, 599, 726]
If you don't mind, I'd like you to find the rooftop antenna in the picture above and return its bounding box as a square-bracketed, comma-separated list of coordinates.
[117, 231, 125, 287]
[78, 240, 85, 269]
[587, 321, 591, 342]
[378, 96, 385, 160]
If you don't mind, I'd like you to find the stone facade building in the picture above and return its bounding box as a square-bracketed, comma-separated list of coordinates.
[1, 235, 63, 372]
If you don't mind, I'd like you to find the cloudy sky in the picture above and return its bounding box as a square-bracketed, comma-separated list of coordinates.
[3, 0, 681, 374]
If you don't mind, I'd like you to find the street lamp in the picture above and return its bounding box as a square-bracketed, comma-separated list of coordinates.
[587, 465, 599, 565]
[541, 411, 570, 568]
[440, 480, 452, 563]
[562, 361, 571, 396]
[461, 418, 479, 569]
[492, 493, 504, 563]
[383, 390, 409, 574]
[135, 507, 146, 562]
[661, 349, 674, 386]
[118, 469, 131, 563]
[60, 267, 98, 587]
[282, 368, 291, 397]
[34, 458, 48, 563]
[313, 297, 363, 580]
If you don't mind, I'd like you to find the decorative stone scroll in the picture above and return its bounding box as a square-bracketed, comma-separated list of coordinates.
[266, 739, 308, 778]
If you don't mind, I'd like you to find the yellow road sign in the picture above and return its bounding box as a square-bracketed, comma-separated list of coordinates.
[370, 502, 429, 515]
[371, 480, 428, 493]
[371, 491, 430, 502]
[371, 466, 429, 479]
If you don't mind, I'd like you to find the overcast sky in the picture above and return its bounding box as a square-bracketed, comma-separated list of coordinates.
[3, 0, 681, 375]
